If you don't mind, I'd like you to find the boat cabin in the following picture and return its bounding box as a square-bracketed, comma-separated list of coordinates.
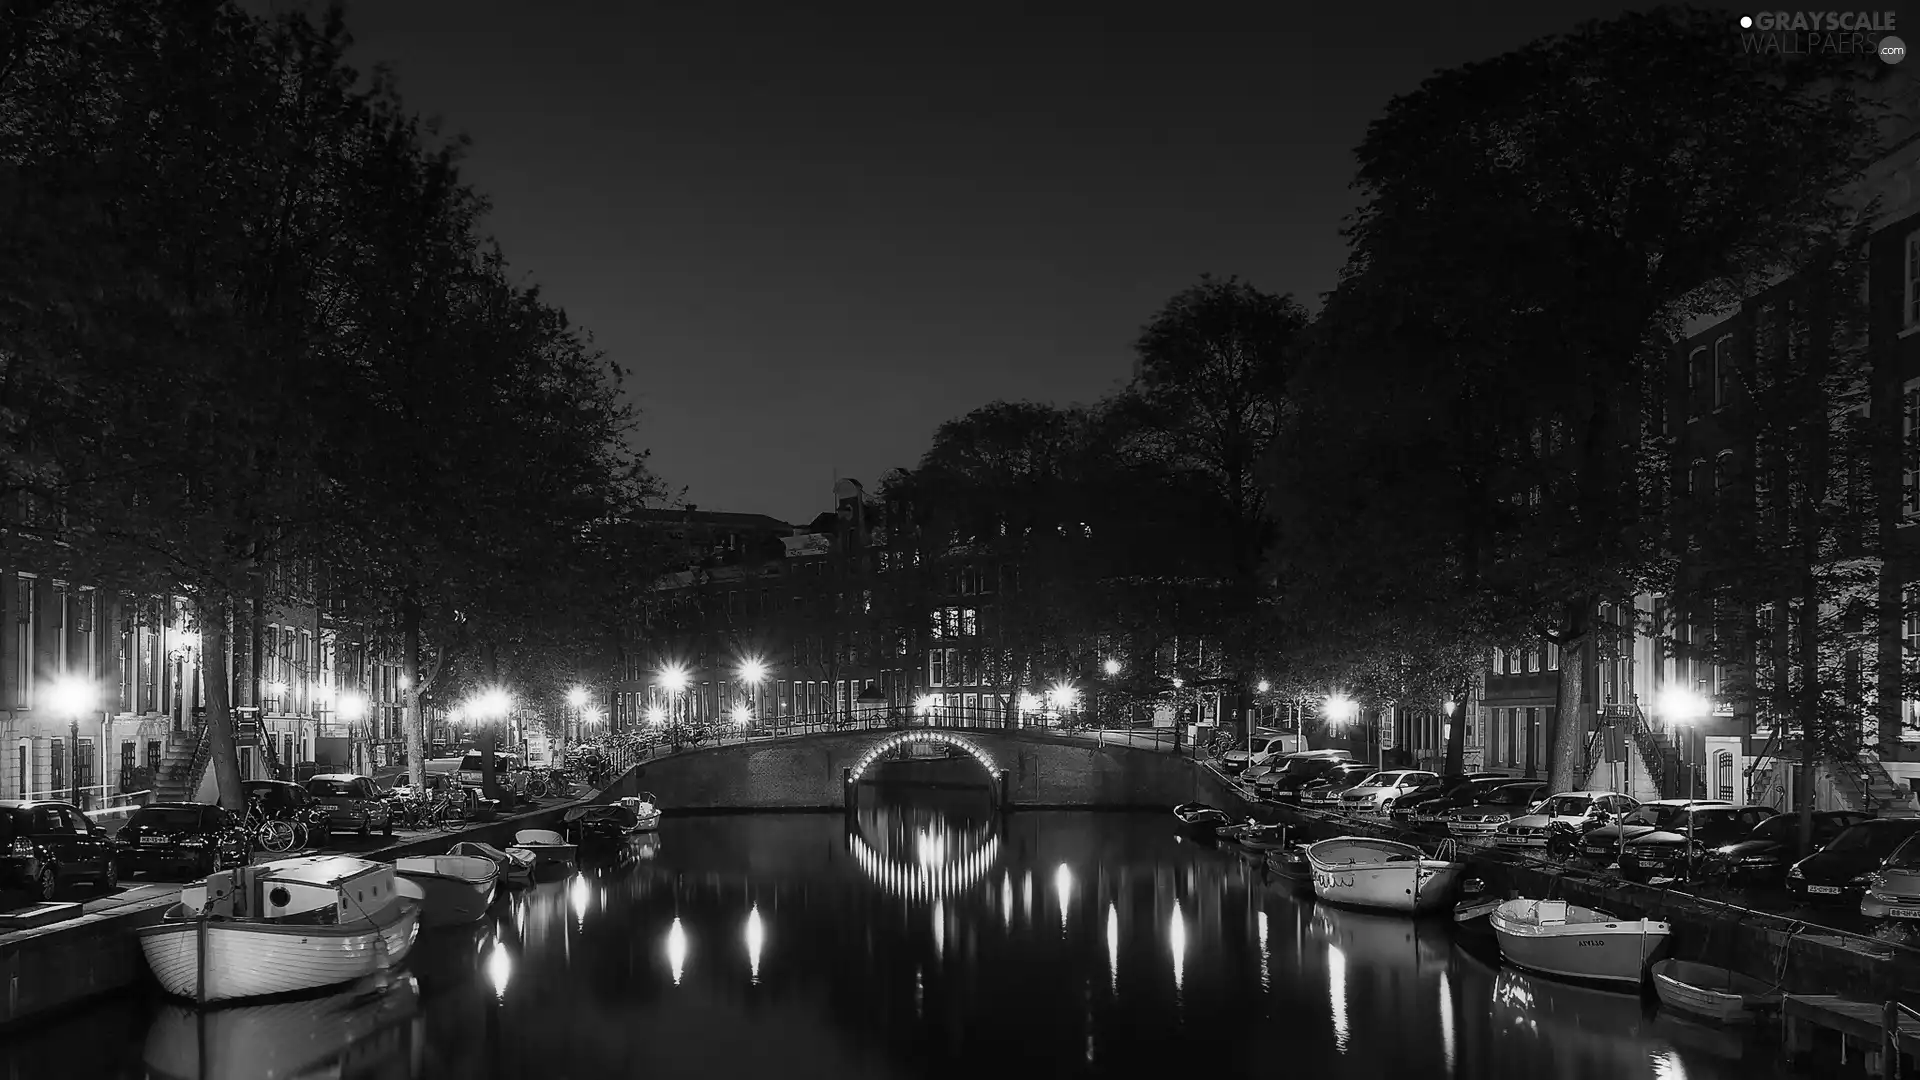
[180, 855, 401, 925]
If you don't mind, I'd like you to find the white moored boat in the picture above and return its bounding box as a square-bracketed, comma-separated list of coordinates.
[619, 793, 663, 832]
[136, 855, 423, 1004]
[394, 854, 500, 928]
[1304, 836, 1467, 914]
[142, 973, 421, 1080]
[447, 841, 535, 883]
[1489, 898, 1670, 986]
[508, 828, 576, 871]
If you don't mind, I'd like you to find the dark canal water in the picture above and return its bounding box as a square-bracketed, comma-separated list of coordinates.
[7, 791, 1805, 1079]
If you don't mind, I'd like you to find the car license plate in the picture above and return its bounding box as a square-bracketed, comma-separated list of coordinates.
[1585, 846, 1609, 855]
[1806, 884, 1841, 895]
[1638, 858, 1667, 867]
[1889, 907, 1920, 920]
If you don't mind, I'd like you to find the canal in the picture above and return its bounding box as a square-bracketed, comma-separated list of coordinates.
[7, 791, 1804, 1079]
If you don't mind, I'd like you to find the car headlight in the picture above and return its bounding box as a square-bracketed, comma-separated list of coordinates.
[1849, 873, 1874, 887]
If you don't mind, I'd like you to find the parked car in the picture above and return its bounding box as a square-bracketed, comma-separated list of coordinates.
[242, 779, 332, 846]
[1388, 774, 1513, 825]
[1787, 818, 1920, 905]
[1617, 804, 1774, 883]
[1575, 799, 1732, 866]
[1700, 810, 1872, 885]
[1298, 764, 1376, 808]
[1253, 751, 1355, 802]
[0, 800, 118, 899]
[1861, 834, 1920, 924]
[1219, 730, 1307, 776]
[455, 750, 530, 799]
[1444, 781, 1551, 841]
[1337, 770, 1440, 815]
[1496, 790, 1639, 851]
[114, 802, 251, 879]
[304, 774, 394, 837]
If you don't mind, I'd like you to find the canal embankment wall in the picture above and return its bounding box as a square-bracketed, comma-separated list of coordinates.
[602, 730, 1219, 811]
[0, 792, 607, 1029]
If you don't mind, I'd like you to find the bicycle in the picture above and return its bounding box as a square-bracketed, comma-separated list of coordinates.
[247, 808, 299, 854]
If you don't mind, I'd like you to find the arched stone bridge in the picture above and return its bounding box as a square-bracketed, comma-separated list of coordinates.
[605, 726, 1215, 812]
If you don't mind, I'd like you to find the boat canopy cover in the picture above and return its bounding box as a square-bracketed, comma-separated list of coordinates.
[257, 855, 386, 888]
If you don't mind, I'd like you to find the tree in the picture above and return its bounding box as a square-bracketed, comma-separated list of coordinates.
[1335, 5, 1884, 792]
[1117, 275, 1307, 739]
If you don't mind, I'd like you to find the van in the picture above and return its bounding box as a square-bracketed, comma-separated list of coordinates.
[454, 750, 528, 796]
[1220, 730, 1308, 775]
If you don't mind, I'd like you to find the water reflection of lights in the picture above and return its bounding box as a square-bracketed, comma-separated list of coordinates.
[917, 828, 947, 866]
[1054, 864, 1072, 931]
[933, 899, 945, 955]
[1650, 1050, 1687, 1080]
[1001, 873, 1013, 930]
[1169, 900, 1186, 992]
[745, 906, 764, 984]
[486, 940, 512, 1000]
[1439, 970, 1456, 1073]
[570, 874, 590, 923]
[666, 917, 688, 985]
[850, 831, 1002, 902]
[1106, 904, 1119, 992]
[1256, 909, 1269, 991]
[1328, 943, 1349, 1052]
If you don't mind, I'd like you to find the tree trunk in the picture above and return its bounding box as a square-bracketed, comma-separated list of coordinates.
[1797, 574, 1821, 856]
[249, 582, 265, 711]
[481, 643, 501, 804]
[198, 595, 245, 811]
[1444, 679, 1471, 776]
[1548, 612, 1592, 792]
[403, 598, 426, 791]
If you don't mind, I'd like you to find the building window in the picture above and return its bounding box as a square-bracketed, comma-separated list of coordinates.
[1713, 335, 1735, 409]
[1546, 642, 1559, 671]
[1907, 229, 1920, 329]
[14, 576, 34, 709]
[1714, 450, 1733, 496]
[1527, 649, 1540, 674]
[1687, 347, 1707, 419]
[930, 650, 944, 687]
[49, 738, 64, 794]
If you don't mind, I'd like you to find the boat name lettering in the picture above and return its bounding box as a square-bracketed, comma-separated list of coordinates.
[1576, 939, 1606, 947]
[1313, 870, 1358, 889]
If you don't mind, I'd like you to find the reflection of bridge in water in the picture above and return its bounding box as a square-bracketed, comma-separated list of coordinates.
[848, 798, 1003, 903]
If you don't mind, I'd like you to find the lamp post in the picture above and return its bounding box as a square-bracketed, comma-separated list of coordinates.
[1325, 693, 1363, 765]
[1655, 686, 1710, 799]
[1101, 658, 1122, 731]
[49, 676, 95, 809]
[660, 665, 689, 748]
[738, 659, 767, 736]
[335, 692, 368, 782]
[567, 687, 589, 749]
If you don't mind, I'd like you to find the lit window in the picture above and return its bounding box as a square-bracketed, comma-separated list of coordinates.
[1713, 335, 1736, 409]
[1907, 230, 1920, 329]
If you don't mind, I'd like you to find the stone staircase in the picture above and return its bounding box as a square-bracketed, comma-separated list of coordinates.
[153, 726, 212, 802]
[1837, 751, 1916, 817]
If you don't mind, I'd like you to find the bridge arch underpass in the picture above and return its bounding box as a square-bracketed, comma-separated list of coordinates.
[842, 729, 1009, 814]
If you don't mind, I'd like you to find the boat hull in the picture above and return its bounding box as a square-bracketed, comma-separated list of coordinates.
[1306, 838, 1465, 914]
[1650, 959, 1780, 1024]
[137, 900, 421, 1003]
[1491, 906, 1668, 986]
[395, 868, 497, 929]
[142, 975, 419, 1080]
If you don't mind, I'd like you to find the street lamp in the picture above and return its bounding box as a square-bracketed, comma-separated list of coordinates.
[1047, 681, 1079, 716]
[729, 703, 752, 729]
[1256, 679, 1271, 693]
[738, 658, 768, 733]
[1102, 658, 1123, 677]
[567, 687, 589, 747]
[645, 705, 667, 727]
[1656, 686, 1711, 798]
[48, 676, 94, 808]
[468, 687, 513, 801]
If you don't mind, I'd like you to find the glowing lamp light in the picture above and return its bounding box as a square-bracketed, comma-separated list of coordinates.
[46, 676, 94, 718]
[267, 680, 289, 700]
[1656, 686, 1711, 721]
[1171, 677, 1185, 690]
[335, 692, 368, 722]
[1256, 679, 1271, 693]
[567, 687, 590, 708]
[660, 665, 689, 694]
[914, 694, 939, 716]
[729, 704, 752, 726]
[666, 917, 688, 985]
[1443, 700, 1458, 716]
[1324, 693, 1358, 723]
[582, 706, 604, 726]
[1102, 658, 1123, 677]
[745, 905, 765, 983]
[739, 658, 767, 683]
[1047, 682, 1079, 711]
[645, 705, 667, 726]
[171, 628, 201, 652]
[473, 687, 512, 721]
[1017, 692, 1042, 714]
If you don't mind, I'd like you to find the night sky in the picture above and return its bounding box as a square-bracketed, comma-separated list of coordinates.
[328, 2, 1635, 523]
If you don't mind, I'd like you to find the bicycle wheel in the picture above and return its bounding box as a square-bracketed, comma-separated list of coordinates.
[290, 820, 309, 850]
[257, 819, 297, 853]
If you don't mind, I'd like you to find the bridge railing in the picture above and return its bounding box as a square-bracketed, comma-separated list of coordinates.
[592, 704, 1178, 769]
